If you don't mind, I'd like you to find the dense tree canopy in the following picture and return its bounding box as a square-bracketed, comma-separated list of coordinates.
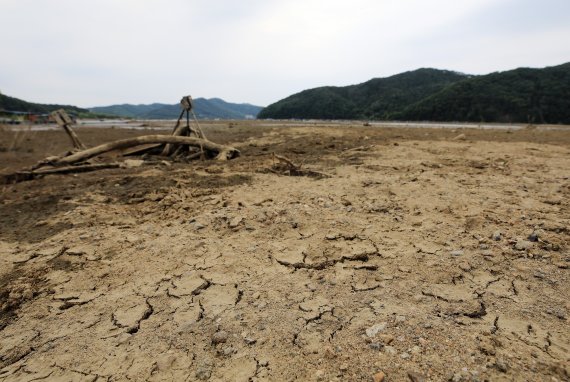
[258, 63, 570, 124]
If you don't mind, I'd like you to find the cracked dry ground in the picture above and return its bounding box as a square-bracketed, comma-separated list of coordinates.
[0, 124, 569, 382]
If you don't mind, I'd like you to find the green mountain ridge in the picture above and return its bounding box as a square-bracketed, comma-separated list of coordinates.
[90, 98, 263, 120]
[0, 93, 88, 115]
[258, 63, 570, 124]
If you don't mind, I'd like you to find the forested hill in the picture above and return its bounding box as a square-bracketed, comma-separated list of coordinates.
[0, 93, 88, 114]
[90, 98, 263, 120]
[258, 69, 467, 120]
[258, 63, 570, 124]
[394, 63, 570, 124]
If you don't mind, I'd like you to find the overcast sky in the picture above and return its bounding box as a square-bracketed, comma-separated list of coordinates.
[1, 0, 569, 107]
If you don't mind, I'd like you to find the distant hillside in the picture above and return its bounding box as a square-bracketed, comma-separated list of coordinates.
[90, 98, 263, 120]
[0, 92, 88, 114]
[258, 68, 468, 120]
[258, 63, 570, 124]
[394, 63, 570, 124]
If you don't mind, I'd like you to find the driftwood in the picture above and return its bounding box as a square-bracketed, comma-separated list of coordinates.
[162, 96, 206, 156]
[1, 163, 121, 184]
[51, 109, 86, 150]
[53, 135, 239, 165]
[2, 95, 240, 184]
[270, 153, 331, 179]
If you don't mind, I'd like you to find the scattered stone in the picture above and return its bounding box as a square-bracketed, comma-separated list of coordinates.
[384, 346, 397, 355]
[229, 216, 243, 229]
[459, 262, 471, 272]
[373, 371, 386, 382]
[195, 364, 212, 380]
[492, 231, 502, 241]
[366, 322, 387, 338]
[452, 133, 466, 141]
[450, 250, 464, 257]
[369, 342, 383, 351]
[379, 334, 394, 345]
[400, 352, 411, 359]
[546, 308, 566, 320]
[528, 231, 540, 242]
[408, 371, 427, 382]
[244, 337, 257, 345]
[514, 240, 532, 251]
[212, 331, 229, 345]
[495, 357, 509, 373]
[410, 345, 421, 355]
[398, 266, 411, 273]
[395, 315, 406, 323]
[123, 159, 145, 168]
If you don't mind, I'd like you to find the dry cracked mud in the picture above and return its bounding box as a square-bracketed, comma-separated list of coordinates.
[0, 121, 569, 381]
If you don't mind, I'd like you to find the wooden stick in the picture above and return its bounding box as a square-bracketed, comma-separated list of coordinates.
[53, 135, 239, 165]
[1, 163, 121, 184]
[50, 109, 86, 150]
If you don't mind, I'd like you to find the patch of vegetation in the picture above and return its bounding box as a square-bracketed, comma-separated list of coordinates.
[258, 63, 570, 124]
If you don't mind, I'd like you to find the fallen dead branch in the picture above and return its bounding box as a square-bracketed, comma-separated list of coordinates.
[268, 153, 331, 179]
[1, 163, 121, 184]
[1, 96, 241, 184]
[53, 135, 239, 165]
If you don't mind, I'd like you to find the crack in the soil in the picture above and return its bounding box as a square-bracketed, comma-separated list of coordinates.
[510, 279, 519, 296]
[275, 252, 371, 270]
[127, 299, 154, 334]
[351, 283, 381, 292]
[235, 287, 243, 306]
[463, 301, 487, 318]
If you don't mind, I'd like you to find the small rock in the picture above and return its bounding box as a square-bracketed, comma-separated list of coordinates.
[373, 371, 386, 382]
[492, 231, 502, 241]
[379, 334, 394, 345]
[229, 216, 243, 229]
[366, 322, 387, 337]
[315, 370, 325, 380]
[395, 315, 406, 323]
[369, 342, 383, 351]
[410, 345, 421, 354]
[528, 231, 540, 242]
[221, 346, 235, 357]
[450, 250, 464, 257]
[212, 331, 229, 345]
[495, 357, 509, 373]
[459, 262, 471, 272]
[408, 371, 427, 382]
[400, 352, 411, 359]
[384, 346, 397, 355]
[195, 363, 212, 380]
[123, 159, 145, 168]
[339, 363, 349, 372]
[514, 240, 532, 251]
[244, 337, 257, 345]
[398, 266, 411, 273]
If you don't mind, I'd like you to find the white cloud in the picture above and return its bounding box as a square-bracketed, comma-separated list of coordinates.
[0, 0, 568, 107]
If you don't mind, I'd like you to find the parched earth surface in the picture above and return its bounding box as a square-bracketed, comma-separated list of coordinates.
[0, 122, 569, 381]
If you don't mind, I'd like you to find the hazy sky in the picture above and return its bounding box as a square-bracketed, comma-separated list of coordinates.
[1, 0, 569, 107]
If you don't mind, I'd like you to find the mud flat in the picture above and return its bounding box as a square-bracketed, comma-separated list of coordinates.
[0, 122, 569, 381]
